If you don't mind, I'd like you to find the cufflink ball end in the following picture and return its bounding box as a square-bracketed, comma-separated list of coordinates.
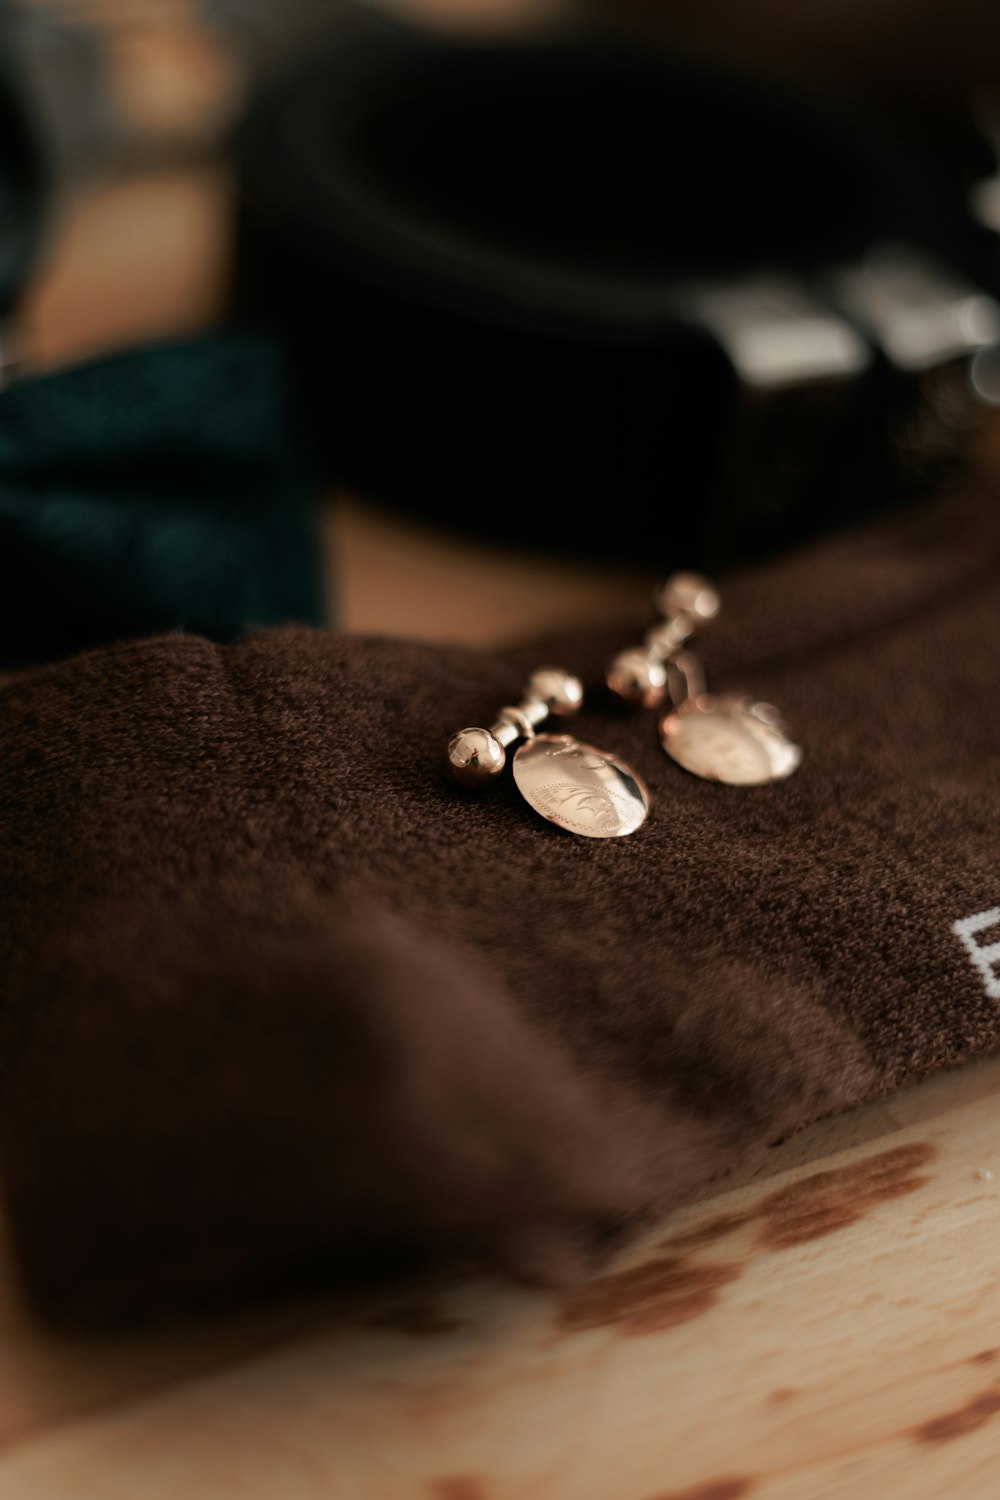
[445, 727, 506, 786]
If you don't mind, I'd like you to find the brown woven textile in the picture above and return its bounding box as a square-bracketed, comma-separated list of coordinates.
[2, 481, 999, 1327]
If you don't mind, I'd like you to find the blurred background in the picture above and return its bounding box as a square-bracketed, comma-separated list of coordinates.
[3, 0, 1000, 661]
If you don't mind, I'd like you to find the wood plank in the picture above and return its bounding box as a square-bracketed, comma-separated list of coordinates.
[0, 1055, 996, 1498]
[328, 495, 655, 645]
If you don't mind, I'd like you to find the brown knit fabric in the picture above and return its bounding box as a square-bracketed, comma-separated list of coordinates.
[2, 481, 999, 1327]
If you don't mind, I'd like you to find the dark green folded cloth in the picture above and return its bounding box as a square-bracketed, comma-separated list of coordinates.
[0, 332, 326, 666]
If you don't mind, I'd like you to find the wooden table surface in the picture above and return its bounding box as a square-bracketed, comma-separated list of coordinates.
[8, 7, 1000, 1495]
[0, 1056, 998, 1500]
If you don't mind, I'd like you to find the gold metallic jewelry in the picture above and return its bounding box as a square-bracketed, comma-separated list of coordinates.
[446, 667, 649, 837]
[609, 573, 802, 786]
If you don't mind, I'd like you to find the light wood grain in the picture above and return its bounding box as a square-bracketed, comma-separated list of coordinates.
[0, 1059, 998, 1499]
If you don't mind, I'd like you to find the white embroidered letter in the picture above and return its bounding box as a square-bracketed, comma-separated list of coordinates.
[953, 907, 1000, 1000]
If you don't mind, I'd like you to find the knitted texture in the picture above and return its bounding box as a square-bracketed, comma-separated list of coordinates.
[1, 481, 999, 1325]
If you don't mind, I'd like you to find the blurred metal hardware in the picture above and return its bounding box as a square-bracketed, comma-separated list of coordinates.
[831, 247, 1000, 374]
[677, 252, 1000, 549]
[830, 247, 1000, 483]
[674, 276, 879, 559]
[678, 276, 870, 391]
[671, 274, 875, 564]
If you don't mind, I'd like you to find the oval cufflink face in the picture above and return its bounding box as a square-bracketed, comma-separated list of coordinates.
[659, 695, 802, 785]
[512, 734, 650, 837]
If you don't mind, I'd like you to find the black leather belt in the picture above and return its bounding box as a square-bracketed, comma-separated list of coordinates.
[236, 10, 1000, 568]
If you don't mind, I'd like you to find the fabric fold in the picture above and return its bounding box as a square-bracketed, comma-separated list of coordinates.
[1, 483, 998, 1325]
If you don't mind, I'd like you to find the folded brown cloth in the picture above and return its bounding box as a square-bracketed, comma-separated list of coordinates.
[2, 480, 1000, 1327]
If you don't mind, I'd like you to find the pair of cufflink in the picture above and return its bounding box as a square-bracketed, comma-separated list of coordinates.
[444, 573, 801, 839]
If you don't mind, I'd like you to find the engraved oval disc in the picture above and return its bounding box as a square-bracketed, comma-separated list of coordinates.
[659, 694, 802, 785]
[512, 734, 649, 837]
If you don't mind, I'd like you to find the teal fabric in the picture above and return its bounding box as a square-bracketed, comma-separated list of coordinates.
[0, 333, 326, 665]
